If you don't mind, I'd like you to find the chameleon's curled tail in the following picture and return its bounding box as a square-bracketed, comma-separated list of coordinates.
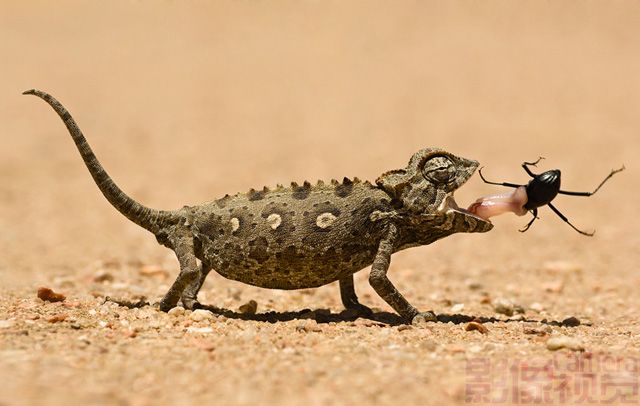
[23, 89, 178, 234]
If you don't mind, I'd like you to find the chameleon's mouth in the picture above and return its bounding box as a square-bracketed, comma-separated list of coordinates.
[438, 192, 493, 225]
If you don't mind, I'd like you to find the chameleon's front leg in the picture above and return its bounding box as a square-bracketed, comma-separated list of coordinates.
[159, 232, 201, 312]
[368, 224, 436, 324]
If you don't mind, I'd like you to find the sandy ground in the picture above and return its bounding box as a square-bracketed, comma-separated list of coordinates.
[1, 2, 639, 405]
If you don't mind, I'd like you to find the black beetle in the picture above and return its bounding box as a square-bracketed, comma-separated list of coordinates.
[477, 157, 624, 236]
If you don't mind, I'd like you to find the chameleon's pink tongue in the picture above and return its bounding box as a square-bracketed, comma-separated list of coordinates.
[467, 186, 529, 220]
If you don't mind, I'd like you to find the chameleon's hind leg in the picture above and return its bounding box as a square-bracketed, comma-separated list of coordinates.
[181, 262, 213, 309]
[159, 232, 201, 312]
[339, 275, 372, 316]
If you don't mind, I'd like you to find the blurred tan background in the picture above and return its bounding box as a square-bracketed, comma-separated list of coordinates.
[2, 1, 638, 281]
[1, 1, 639, 405]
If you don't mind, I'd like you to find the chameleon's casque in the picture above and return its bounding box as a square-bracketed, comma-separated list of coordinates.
[24, 89, 492, 323]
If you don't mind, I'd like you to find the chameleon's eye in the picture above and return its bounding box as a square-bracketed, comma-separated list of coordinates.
[428, 168, 451, 183]
[422, 156, 454, 184]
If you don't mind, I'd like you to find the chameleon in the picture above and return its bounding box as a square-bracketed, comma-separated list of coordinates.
[24, 89, 493, 323]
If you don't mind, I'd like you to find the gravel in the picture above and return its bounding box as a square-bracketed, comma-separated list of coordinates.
[546, 335, 585, 351]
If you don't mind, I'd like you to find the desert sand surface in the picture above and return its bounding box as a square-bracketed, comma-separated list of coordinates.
[1, 2, 639, 405]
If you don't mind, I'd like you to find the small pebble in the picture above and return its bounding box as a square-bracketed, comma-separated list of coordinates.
[168, 307, 186, 317]
[0, 320, 15, 329]
[465, 280, 483, 290]
[543, 261, 582, 273]
[529, 302, 544, 312]
[523, 323, 552, 336]
[92, 270, 114, 283]
[546, 335, 585, 351]
[543, 280, 564, 293]
[493, 298, 514, 316]
[465, 321, 488, 334]
[352, 318, 382, 328]
[37, 287, 66, 303]
[412, 312, 437, 326]
[447, 345, 466, 354]
[77, 335, 91, 345]
[189, 309, 215, 322]
[451, 303, 465, 313]
[52, 276, 75, 288]
[47, 314, 68, 323]
[295, 320, 322, 333]
[186, 326, 214, 334]
[190, 338, 215, 352]
[420, 340, 438, 352]
[469, 345, 483, 353]
[561, 316, 581, 327]
[397, 324, 412, 332]
[239, 327, 256, 341]
[123, 329, 138, 338]
[239, 300, 258, 315]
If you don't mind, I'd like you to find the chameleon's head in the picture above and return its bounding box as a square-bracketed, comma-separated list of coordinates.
[376, 148, 493, 233]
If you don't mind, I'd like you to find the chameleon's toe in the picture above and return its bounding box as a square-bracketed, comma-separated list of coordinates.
[181, 297, 202, 310]
[411, 311, 437, 325]
[159, 299, 175, 312]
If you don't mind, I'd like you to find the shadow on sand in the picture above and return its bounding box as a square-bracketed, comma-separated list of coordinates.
[104, 297, 584, 327]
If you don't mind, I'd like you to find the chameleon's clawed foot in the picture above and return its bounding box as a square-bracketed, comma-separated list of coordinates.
[341, 303, 374, 319]
[181, 297, 202, 310]
[411, 311, 437, 325]
[159, 296, 179, 312]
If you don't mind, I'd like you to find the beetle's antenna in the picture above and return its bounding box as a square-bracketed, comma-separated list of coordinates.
[478, 167, 520, 188]
[521, 157, 545, 178]
[524, 157, 545, 166]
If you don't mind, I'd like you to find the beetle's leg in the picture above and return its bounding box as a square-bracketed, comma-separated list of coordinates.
[522, 157, 545, 178]
[547, 203, 594, 236]
[478, 167, 521, 188]
[518, 208, 538, 233]
[558, 166, 625, 197]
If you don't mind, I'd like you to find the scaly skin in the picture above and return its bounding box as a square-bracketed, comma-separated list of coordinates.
[24, 89, 492, 323]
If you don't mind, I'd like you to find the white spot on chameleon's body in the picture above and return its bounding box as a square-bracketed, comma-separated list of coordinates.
[230, 217, 240, 232]
[316, 212, 337, 229]
[267, 213, 282, 230]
